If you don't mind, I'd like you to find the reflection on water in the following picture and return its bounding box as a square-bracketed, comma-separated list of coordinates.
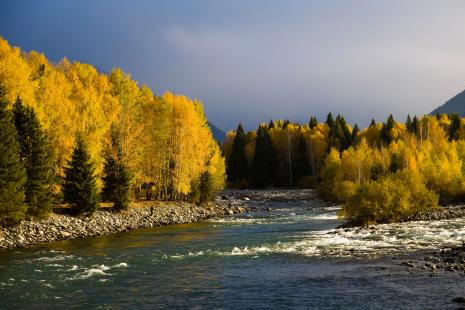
[0, 200, 464, 309]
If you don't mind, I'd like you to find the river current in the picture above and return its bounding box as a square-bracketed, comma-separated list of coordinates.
[1, 192, 465, 309]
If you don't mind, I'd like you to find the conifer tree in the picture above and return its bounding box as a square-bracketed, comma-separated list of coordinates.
[227, 123, 249, 182]
[352, 124, 360, 141]
[251, 125, 276, 187]
[199, 171, 215, 202]
[406, 114, 412, 131]
[102, 128, 131, 211]
[309, 116, 318, 129]
[409, 116, 420, 136]
[380, 114, 395, 145]
[369, 119, 376, 127]
[326, 113, 335, 131]
[0, 86, 26, 225]
[63, 137, 99, 215]
[292, 133, 310, 184]
[13, 97, 54, 217]
[268, 119, 275, 129]
[449, 113, 461, 141]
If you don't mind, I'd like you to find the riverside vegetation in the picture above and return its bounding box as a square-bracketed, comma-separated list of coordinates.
[224, 113, 465, 225]
[2, 36, 465, 236]
[0, 38, 225, 227]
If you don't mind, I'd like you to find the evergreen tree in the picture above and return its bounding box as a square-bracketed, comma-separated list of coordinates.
[13, 97, 54, 217]
[0, 86, 26, 225]
[63, 137, 99, 215]
[199, 171, 215, 202]
[369, 119, 376, 127]
[102, 128, 131, 211]
[338, 116, 353, 150]
[449, 113, 461, 141]
[409, 115, 420, 136]
[326, 113, 335, 131]
[352, 124, 360, 142]
[309, 116, 318, 129]
[227, 123, 248, 182]
[251, 125, 276, 187]
[380, 114, 395, 145]
[406, 114, 412, 131]
[268, 119, 275, 129]
[292, 133, 310, 184]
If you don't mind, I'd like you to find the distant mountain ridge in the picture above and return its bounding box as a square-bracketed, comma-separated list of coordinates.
[207, 121, 226, 143]
[431, 87, 465, 116]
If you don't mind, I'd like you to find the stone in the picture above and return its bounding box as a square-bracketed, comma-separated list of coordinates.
[400, 261, 415, 268]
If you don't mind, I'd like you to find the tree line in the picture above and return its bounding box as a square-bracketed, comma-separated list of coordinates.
[224, 113, 465, 225]
[0, 38, 225, 225]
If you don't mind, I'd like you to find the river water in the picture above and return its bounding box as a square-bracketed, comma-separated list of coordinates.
[1, 193, 465, 309]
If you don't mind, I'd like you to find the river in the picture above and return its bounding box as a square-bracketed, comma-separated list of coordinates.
[1, 191, 465, 309]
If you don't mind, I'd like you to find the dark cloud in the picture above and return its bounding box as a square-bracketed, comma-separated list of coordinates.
[2, 0, 465, 131]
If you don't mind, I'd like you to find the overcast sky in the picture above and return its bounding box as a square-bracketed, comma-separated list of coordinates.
[2, 0, 465, 131]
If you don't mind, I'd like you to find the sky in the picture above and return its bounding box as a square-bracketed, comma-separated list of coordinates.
[2, 0, 465, 131]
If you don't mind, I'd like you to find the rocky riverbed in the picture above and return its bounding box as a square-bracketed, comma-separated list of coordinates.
[0, 201, 247, 249]
[398, 244, 465, 274]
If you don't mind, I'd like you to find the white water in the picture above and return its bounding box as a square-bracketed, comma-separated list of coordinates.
[167, 215, 465, 260]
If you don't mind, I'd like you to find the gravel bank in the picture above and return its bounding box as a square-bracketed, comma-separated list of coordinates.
[0, 201, 246, 249]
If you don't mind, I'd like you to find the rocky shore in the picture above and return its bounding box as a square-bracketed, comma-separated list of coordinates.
[400, 205, 465, 222]
[222, 188, 328, 204]
[0, 200, 247, 249]
[338, 205, 465, 228]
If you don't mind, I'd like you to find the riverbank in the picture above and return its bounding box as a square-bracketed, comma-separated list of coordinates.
[338, 205, 465, 228]
[0, 201, 247, 249]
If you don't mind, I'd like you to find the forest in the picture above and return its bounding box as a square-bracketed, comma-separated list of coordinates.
[224, 113, 465, 225]
[0, 38, 225, 225]
[3, 36, 465, 228]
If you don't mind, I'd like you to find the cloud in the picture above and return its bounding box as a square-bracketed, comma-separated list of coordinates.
[4, 0, 465, 130]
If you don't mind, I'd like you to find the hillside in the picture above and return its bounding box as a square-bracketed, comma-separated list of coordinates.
[208, 121, 226, 143]
[431, 87, 465, 116]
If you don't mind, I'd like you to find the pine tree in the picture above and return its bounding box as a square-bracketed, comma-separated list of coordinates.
[309, 116, 318, 129]
[292, 133, 310, 184]
[411, 116, 420, 136]
[369, 119, 376, 127]
[102, 128, 131, 211]
[63, 137, 99, 215]
[227, 123, 249, 183]
[337, 115, 353, 150]
[0, 86, 26, 225]
[268, 119, 275, 129]
[326, 113, 335, 131]
[13, 97, 54, 217]
[380, 114, 395, 145]
[406, 114, 412, 131]
[251, 125, 276, 187]
[199, 171, 215, 202]
[449, 114, 461, 141]
[352, 124, 360, 142]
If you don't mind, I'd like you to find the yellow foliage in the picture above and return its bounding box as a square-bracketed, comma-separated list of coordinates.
[0, 37, 225, 200]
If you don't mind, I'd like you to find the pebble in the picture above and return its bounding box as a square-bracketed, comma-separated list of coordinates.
[0, 201, 247, 249]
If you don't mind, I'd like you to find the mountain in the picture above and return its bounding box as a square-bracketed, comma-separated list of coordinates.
[207, 121, 226, 143]
[431, 88, 465, 116]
